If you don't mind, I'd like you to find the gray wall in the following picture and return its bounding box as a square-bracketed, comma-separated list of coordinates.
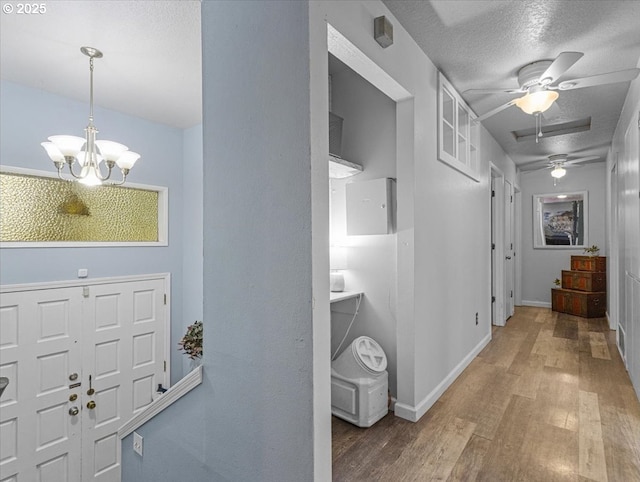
[520, 162, 606, 305]
[0, 80, 200, 383]
[123, 1, 315, 480]
[181, 124, 204, 376]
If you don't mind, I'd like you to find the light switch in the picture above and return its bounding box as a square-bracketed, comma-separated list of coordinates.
[133, 431, 143, 456]
[78, 269, 88, 278]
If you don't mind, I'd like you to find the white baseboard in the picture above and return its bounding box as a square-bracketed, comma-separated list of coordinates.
[521, 300, 552, 308]
[394, 332, 491, 422]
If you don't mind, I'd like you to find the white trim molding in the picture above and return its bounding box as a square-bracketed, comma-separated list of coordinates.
[521, 300, 552, 308]
[394, 333, 491, 422]
[118, 365, 203, 439]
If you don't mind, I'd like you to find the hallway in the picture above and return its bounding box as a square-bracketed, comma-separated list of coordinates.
[332, 307, 640, 481]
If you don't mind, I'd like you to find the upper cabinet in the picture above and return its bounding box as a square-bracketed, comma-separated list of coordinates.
[438, 72, 480, 182]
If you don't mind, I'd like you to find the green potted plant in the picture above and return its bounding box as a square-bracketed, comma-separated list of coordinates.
[583, 245, 600, 257]
[178, 321, 203, 360]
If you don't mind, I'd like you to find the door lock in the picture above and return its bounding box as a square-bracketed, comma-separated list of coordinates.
[69, 406, 79, 416]
[87, 374, 95, 396]
[69, 394, 78, 402]
[87, 400, 96, 410]
[69, 373, 78, 381]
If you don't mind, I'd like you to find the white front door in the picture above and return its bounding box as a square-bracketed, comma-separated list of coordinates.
[0, 287, 83, 482]
[0, 276, 167, 482]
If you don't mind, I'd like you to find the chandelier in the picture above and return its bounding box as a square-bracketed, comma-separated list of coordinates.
[41, 47, 140, 186]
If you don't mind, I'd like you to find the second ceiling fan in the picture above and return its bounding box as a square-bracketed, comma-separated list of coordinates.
[467, 52, 640, 122]
[521, 153, 600, 179]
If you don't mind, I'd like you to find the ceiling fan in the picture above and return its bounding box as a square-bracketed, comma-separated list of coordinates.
[466, 52, 640, 123]
[521, 153, 600, 179]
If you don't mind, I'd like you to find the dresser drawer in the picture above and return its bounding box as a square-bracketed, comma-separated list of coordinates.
[561, 270, 606, 292]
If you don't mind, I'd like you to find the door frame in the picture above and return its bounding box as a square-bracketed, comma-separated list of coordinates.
[514, 184, 522, 307]
[490, 163, 506, 326]
[504, 179, 515, 320]
[610, 160, 620, 333]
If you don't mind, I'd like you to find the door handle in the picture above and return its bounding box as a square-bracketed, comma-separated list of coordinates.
[69, 406, 79, 416]
[506, 256, 512, 260]
[87, 400, 96, 410]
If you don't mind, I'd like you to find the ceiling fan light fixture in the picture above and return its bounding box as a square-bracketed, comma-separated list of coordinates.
[514, 90, 559, 115]
[551, 166, 566, 178]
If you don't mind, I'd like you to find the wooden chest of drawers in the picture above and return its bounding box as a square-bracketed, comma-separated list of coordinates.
[551, 288, 606, 318]
[552, 256, 606, 318]
[570, 255, 606, 273]
[561, 270, 606, 292]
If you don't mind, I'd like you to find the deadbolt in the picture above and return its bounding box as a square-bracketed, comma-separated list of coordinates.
[69, 373, 78, 381]
[87, 374, 94, 395]
[87, 400, 96, 410]
[69, 394, 78, 402]
[69, 406, 79, 416]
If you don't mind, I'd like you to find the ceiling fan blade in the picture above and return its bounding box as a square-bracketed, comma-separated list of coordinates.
[464, 88, 523, 95]
[519, 162, 552, 172]
[476, 100, 516, 122]
[564, 155, 600, 165]
[558, 68, 640, 90]
[539, 52, 584, 84]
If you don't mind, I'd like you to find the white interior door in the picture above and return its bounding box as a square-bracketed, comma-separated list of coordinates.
[0, 276, 167, 482]
[504, 180, 515, 319]
[491, 176, 496, 325]
[490, 164, 505, 327]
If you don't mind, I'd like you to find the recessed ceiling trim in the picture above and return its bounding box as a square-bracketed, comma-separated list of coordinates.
[512, 117, 591, 142]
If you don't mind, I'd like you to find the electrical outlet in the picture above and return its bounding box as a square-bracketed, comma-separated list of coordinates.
[133, 431, 143, 457]
[475, 312, 479, 325]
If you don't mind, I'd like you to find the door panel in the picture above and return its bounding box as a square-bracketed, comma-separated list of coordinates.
[82, 279, 165, 482]
[0, 288, 83, 482]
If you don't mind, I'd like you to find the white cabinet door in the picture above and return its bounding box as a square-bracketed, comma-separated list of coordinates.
[0, 277, 167, 482]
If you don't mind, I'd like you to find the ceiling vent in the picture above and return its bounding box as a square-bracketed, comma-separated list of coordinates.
[512, 117, 591, 142]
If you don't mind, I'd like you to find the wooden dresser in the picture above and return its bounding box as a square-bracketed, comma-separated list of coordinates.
[551, 255, 606, 318]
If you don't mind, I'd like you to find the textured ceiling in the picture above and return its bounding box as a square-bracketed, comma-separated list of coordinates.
[2, 0, 639, 167]
[0, 0, 201, 129]
[383, 0, 640, 167]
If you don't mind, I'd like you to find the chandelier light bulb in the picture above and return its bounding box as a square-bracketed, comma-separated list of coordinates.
[115, 151, 141, 170]
[47, 135, 85, 158]
[40, 142, 65, 163]
[95, 140, 129, 162]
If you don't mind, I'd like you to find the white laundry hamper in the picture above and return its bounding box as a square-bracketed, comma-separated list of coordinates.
[331, 336, 388, 427]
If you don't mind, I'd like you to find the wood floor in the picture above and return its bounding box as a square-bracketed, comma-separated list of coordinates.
[332, 307, 640, 481]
